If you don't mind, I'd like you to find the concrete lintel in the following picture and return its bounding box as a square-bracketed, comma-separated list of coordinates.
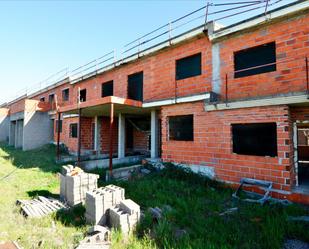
[205, 94, 309, 111]
[10, 112, 24, 121]
[143, 93, 211, 108]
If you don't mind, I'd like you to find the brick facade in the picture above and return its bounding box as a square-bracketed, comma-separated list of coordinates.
[3, 4, 309, 202]
[161, 101, 293, 193]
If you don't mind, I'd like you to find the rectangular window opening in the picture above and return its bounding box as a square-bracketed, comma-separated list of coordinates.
[70, 123, 78, 138]
[128, 72, 143, 101]
[49, 94, 55, 104]
[102, 80, 114, 97]
[40, 97, 45, 102]
[234, 42, 276, 78]
[79, 89, 87, 102]
[62, 88, 70, 101]
[176, 53, 202, 80]
[169, 115, 193, 141]
[232, 122, 277, 157]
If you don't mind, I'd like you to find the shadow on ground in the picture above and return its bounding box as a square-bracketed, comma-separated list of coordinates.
[27, 190, 59, 199]
[0, 142, 62, 173]
[55, 204, 86, 227]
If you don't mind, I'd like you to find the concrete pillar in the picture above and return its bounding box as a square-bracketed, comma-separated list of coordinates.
[118, 113, 125, 159]
[94, 116, 102, 156]
[151, 110, 159, 159]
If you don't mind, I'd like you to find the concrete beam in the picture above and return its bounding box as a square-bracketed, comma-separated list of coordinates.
[205, 94, 309, 111]
[118, 113, 125, 159]
[151, 110, 159, 159]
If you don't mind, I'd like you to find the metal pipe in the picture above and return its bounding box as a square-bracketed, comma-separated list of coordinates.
[56, 112, 61, 162]
[264, 0, 269, 15]
[109, 103, 114, 177]
[77, 108, 82, 166]
[204, 2, 210, 27]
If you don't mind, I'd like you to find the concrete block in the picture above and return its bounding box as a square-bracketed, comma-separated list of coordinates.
[59, 170, 99, 206]
[119, 199, 140, 215]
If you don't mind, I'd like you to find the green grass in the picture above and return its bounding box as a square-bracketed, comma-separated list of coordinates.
[0, 142, 308, 249]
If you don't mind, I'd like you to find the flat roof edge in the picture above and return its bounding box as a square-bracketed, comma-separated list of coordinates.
[70, 25, 206, 85]
[27, 77, 70, 99]
[209, 0, 309, 41]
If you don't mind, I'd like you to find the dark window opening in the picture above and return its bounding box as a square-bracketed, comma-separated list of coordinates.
[232, 123, 277, 157]
[169, 115, 193, 141]
[102, 81, 114, 97]
[128, 72, 143, 101]
[40, 97, 45, 102]
[49, 94, 55, 103]
[62, 88, 70, 101]
[176, 53, 201, 80]
[70, 123, 78, 138]
[234, 42, 276, 78]
[79, 89, 87, 102]
[56, 120, 63, 133]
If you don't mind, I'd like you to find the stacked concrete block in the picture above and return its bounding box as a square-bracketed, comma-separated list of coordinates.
[105, 185, 125, 205]
[109, 199, 140, 235]
[59, 166, 99, 207]
[85, 185, 125, 225]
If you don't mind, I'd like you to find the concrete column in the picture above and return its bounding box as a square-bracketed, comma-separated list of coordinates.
[94, 116, 98, 151]
[94, 116, 102, 156]
[151, 110, 159, 159]
[118, 113, 125, 159]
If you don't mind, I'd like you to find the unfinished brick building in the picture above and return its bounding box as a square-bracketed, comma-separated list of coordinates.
[0, 0, 308, 204]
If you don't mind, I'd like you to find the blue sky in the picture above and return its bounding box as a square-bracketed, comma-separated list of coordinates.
[0, 0, 295, 104]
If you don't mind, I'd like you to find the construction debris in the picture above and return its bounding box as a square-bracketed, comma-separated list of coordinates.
[16, 196, 69, 218]
[60, 165, 99, 206]
[283, 239, 309, 249]
[149, 207, 163, 221]
[148, 205, 172, 222]
[142, 159, 165, 171]
[287, 216, 309, 222]
[232, 178, 272, 205]
[219, 207, 238, 216]
[76, 226, 111, 249]
[0, 241, 22, 249]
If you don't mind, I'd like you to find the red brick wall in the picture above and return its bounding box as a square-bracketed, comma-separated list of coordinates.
[161, 101, 292, 192]
[100, 117, 118, 154]
[81, 117, 94, 150]
[219, 13, 309, 101]
[31, 82, 73, 109]
[67, 35, 212, 106]
[133, 129, 150, 153]
[56, 116, 79, 152]
[9, 99, 26, 114]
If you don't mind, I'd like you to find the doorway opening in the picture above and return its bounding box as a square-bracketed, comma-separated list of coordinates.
[295, 124, 309, 192]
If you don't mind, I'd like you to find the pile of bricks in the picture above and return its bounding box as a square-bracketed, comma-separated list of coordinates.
[85, 184, 140, 235]
[59, 165, 99, 206]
